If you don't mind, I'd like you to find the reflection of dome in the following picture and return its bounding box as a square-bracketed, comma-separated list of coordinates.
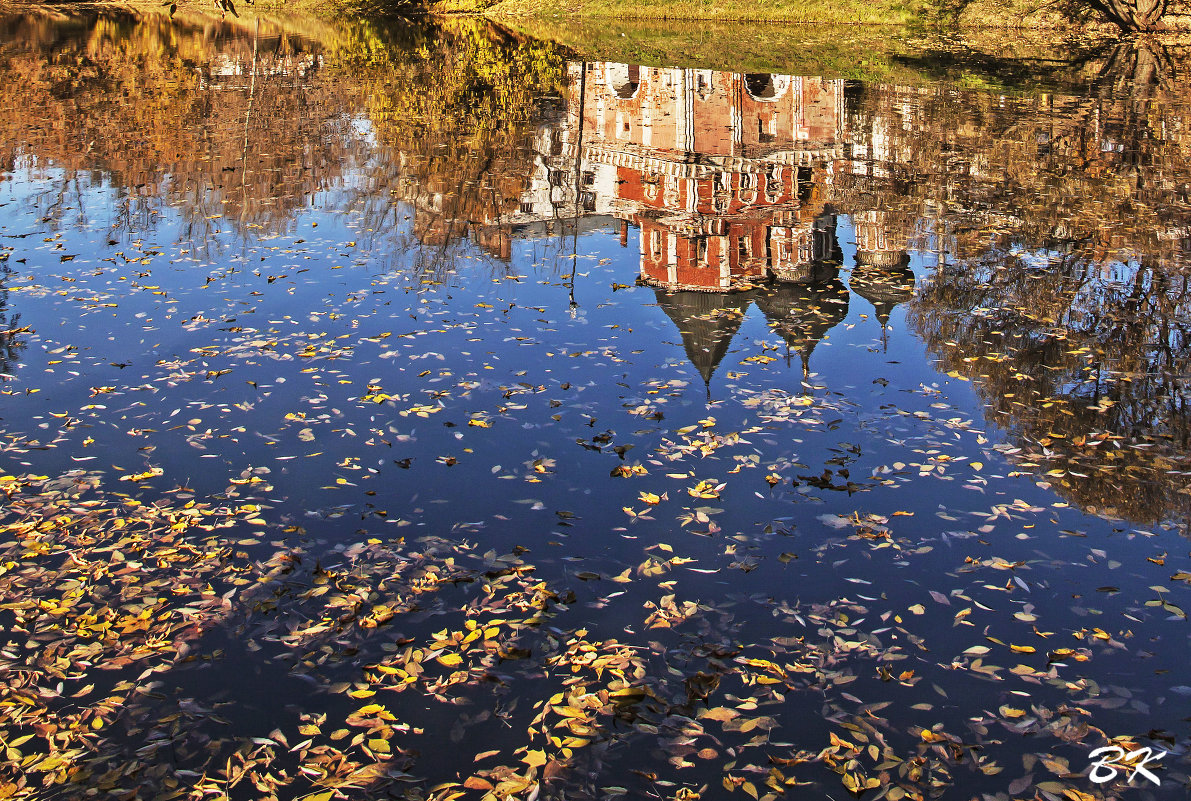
[654, 289, 754, 396]
[849, 262, 914, 351]
[754, 279, 849, 378]
[744, 73, 790, 102]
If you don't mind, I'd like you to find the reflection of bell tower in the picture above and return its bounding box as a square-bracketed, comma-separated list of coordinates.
[853, 209, 909, 268]
[768, 210, 842, 283]
[850, 210, 913, 350]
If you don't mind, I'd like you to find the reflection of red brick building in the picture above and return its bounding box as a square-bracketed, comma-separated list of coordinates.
[582, 65, 842, 157]
[571, 63, 848, 291]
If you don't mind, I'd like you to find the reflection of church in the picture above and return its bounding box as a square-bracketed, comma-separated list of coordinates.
[571, 63, 847, 292]
[502, 62, 919, 387]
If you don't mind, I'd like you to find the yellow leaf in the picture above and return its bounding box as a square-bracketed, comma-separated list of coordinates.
[522, 749, 547, 767]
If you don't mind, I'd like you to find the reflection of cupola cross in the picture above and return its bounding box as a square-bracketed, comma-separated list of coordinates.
[850, 251, 914, 354]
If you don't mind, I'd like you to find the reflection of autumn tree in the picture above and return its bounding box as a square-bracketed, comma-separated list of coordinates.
[0, 11, 565, 272]
[325, 17, 567, 274]
[0, 10, 363, 247]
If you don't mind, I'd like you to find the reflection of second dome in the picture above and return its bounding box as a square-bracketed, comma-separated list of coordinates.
[753, 274, 850, 380]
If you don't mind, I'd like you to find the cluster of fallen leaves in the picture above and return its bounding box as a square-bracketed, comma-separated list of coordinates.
[0, 470, 252, 798]
[3, 456, 1183, 801]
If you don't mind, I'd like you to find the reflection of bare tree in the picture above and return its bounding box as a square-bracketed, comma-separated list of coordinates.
[0, 263, 25, 376]
[842, 40, 1191, 524]
[911, 248, 1191, 524]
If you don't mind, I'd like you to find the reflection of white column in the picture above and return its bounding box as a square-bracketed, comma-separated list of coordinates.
[667, 233, 678, 284]
[793, 76, 804, 140]
[835, 80, 845, 142]
[675, 69, 693, 153]
[731, 77, 742, 155]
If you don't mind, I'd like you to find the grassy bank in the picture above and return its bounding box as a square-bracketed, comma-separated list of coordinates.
[436, 0, 1086, 26]
[494, 18, 928, 79]
[487, 16, 1134, 90]
[457, 0, 1190, 31]
[470, 0, 922, 23]
[5, 0, 1184, 29]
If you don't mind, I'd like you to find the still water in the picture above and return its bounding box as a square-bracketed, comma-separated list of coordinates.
[0, 9, 1189, 801]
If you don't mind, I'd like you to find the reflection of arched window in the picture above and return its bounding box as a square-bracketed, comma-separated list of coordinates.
[695, 70, 714, 100]
[642, 172, 661, 201]
[664, 175, 680, 208]
[765, 164, 783, 201]
[650, 230, 662, 260]
[744, 73, 790, 102]
[607, 63, 641, 99]
[739, 171, 756, 205]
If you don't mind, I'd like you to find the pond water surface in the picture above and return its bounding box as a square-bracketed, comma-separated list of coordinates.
[0, 10, 1189, 801]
